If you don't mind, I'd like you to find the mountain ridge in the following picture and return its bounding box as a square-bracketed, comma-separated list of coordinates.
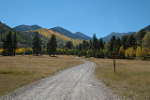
[2, 22, 150, 43]
[143, 25, 150, 32]
[74, 32, 91, 40]
[50, 26, 91, 40]
[14, 25, 92, 40]
[50, 26, 78, 39]
[14, 24, 42, 31]
[102, 32, 136, 41]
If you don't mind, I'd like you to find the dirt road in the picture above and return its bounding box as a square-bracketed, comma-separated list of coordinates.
[1, 57, 119, 100]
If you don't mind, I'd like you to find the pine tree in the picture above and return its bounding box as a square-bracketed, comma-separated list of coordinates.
[99, 38, 104, 50]
[32, 32, 42, 56]
[137, 29, 146, 46]
[88, 40, 92, 49]
[65, 41, 73, 49]
[92, 34, 99, 50]
[47, 34, 57, 56]
[121, 35, 128, 49]
[127, 34, 137, 49]
[82, 40, 86, 50]
[13, 33, 18, 56]
[82, 40, 89, 50]
[116, 37, 121, 52]
[2, 31, 13, 56]
[108, 35, 116, 52]
[78, 43, 82, 50]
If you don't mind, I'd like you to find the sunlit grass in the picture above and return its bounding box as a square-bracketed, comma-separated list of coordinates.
[0, 55, 83, 97]
[85, 58, 150, 100]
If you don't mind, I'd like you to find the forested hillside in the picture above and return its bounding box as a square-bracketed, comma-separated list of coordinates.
[0, 21, 150, 60]
[25, 28, 83, 47]
[0, 22, 83, 48]
[0, 22, 31, 47]
[50, 26, 91, 40]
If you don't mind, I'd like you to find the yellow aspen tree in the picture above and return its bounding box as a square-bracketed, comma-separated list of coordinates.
[136, 46, 143, 57]
[119, 46, 125, 58]
[129, 47, 135, 58]
[125, 48, 130, 58]
[125, 47, 135, 59]
[0, 49, 3, 53]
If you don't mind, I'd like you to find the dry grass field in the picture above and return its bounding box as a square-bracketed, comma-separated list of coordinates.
[85, 58, 150, 100]
[0, 55, 83, 97]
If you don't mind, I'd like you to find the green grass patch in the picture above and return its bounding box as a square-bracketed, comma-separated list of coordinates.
[0, 70, 31, 75]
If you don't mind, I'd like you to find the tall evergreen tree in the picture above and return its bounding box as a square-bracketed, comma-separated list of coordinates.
[127, 34, 137, 49]
[116, 37, 121, 52]
[137, 29, 146, 46]
[121, 35, 128, 49]
[32, 32, 42, 56]
[65, 41, 73, 49]
[2, 31, 13, 56]
[82, 40, 88, 50]
[92, 34, 99, 50]
[13, 33, 18, 56]
[99, 38, 104, 50]
[78, 43, 82, 50]
[47, 34, 57, 56]
[88, 40, 92, 49]
[108, 35, 116, 52]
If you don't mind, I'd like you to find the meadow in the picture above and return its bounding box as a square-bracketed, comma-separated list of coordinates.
[86, 58, 150, 100]
[0, 55, 83, 97]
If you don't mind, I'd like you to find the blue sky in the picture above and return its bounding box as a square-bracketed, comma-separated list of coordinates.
[0, 0, 150, 38]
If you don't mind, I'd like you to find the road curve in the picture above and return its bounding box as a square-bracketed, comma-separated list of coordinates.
[1, 57, 119, 100]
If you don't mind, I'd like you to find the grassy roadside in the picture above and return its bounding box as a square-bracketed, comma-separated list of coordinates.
[85, 58, 150, 100]
[0, 55, 83, 97]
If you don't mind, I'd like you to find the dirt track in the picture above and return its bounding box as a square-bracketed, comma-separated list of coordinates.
[1, 57, 119, 100]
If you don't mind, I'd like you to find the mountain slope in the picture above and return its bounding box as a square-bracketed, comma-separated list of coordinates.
[50, 26, 79, 39]
[74, 32, 91, 40]
[143, 25, 150, 32]
[14, 24, 42, 31]
[26, 28, 83, 46]
[102, 32, 136, 41]
[0, 22, 15, 33]
[0, 22, 29, 45]
[50, 26, 91, 40]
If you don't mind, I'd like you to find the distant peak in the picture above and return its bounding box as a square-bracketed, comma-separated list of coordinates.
[13, 24, 42, 31]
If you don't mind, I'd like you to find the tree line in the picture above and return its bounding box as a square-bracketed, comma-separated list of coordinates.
[57, 29, 150, 60]
[1, 31, 17, 56]
[1, 29, 150, 60]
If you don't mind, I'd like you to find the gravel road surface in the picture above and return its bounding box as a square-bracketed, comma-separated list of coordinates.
[1, 57, 119, 100]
